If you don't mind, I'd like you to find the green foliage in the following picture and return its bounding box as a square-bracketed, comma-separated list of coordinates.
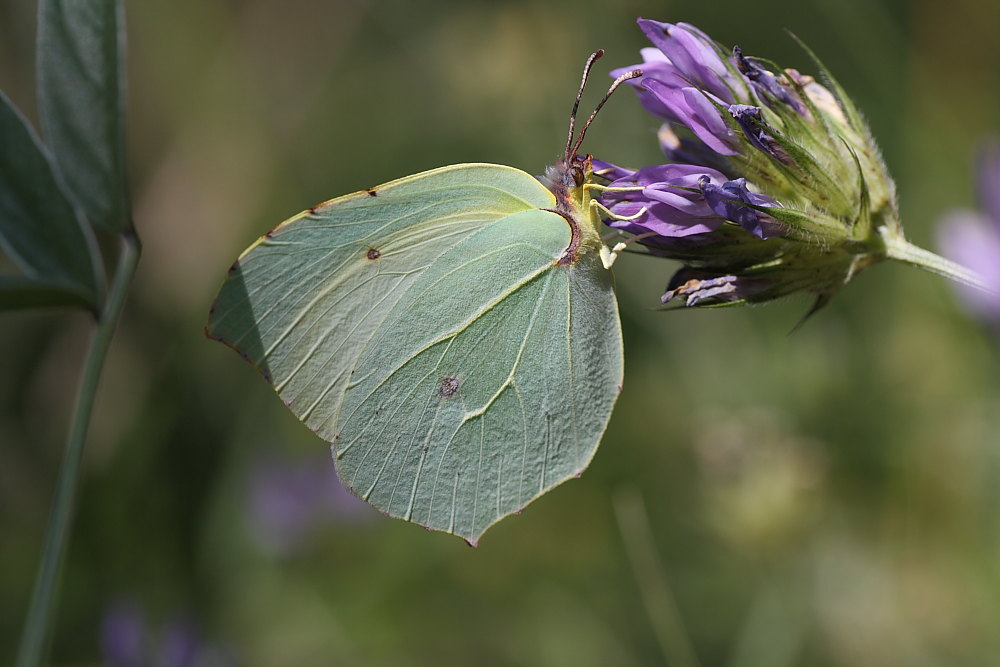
[38, 0, 130, 232]
[0, 91, 102, 310]
[0, 275, 99, 310]
[0, 0, 130, 313]
[4, 1, 137, 665]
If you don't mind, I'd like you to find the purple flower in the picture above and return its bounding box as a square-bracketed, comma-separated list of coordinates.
[247, 455, 373, 556]
[979, 141, 1000, 225]
[732, 45, 808, 116]
[101, 602, 145, 667]
[611, 21, 748, 156]
[698, 176, 784, 239]
[662, 274, 741, 306]
[937, 141, 1000, 318]
[594, 18, 906, 310]
[657, 124, 729, 170]
[160, 618, 201, 667]
[597, 160, 784, 244]
[728, 104, 792, 165]
[100, 603, 228, 667]
[635, 20, 745, 102]
[600, 163, 729, 236]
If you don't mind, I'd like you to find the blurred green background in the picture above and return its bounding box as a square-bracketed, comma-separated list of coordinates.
[2, 0, 1000, 664]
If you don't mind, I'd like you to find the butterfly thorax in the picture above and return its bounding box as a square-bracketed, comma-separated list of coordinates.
[539, 156, 603, 265]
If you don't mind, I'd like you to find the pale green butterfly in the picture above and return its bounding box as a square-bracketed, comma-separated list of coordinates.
[207, 52, 641, 544]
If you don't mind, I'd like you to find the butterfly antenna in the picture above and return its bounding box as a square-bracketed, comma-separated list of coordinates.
[569, 68, 643, 159]
[565, 50, 605, 162]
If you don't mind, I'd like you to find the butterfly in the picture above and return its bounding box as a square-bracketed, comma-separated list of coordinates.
[207, 51, 641, 544]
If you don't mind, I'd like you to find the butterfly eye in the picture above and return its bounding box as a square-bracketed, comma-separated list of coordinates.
[571, 165, 586, 187]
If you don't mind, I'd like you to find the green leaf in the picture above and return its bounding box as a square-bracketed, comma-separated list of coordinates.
[38, 0, 130, 232]
[0, 91, 102, 309]
[208, 164, 624, 543]
[0, 275, 95, 310]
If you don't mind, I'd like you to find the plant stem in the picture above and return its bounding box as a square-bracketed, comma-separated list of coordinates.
[16, 231, 141, 667]
[614, 488, 702, 667]
[881, 230, 996, 294]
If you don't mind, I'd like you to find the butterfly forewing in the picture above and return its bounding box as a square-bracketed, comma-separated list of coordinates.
[207, 164, 556, 442]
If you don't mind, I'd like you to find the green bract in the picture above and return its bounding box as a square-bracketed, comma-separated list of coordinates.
[207, 163, 623, 544]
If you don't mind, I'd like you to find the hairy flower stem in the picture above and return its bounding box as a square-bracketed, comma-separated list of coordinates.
[16, 231, 141, 667]
[881, 230, 996, 295]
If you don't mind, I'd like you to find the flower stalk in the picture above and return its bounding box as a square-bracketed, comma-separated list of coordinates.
[881, 230, 996, 294]
[16, 231, 141, 667]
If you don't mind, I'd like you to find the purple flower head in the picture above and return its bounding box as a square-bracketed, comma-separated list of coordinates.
[937, 141, 1000, 319]
[612, 18, 897, 224]
[594, 18, 908, 311]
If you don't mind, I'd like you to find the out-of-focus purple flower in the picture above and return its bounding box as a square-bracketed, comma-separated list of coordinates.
[101, 603, 227, 667]
[979, 142, 1000, 225]
[247, 455, 373, 556]
[160, 618, 201, 667]
[937, 142, 1000, 318]
[102, 601, 145, 667]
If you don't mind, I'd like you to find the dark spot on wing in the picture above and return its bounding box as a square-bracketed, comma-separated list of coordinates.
[366, 188, 378, 197]
[366, 248, 381, 260]
[438, 376, 460, 398]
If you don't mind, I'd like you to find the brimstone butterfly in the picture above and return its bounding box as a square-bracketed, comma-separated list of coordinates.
[207, 52, 640, 544]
